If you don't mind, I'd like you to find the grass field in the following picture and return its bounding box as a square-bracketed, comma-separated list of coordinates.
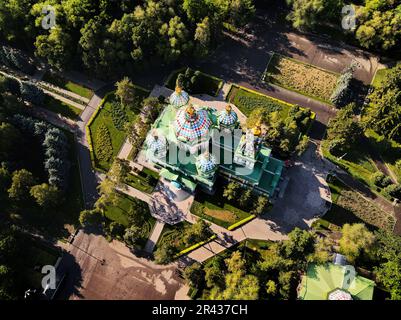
[43, 72, 94, 99]
[42, 95, 83, 120]
[314, 177, 395, 232]
[88, 88, 149, 171]
[227, 84, 292, 119]
[322, 139, 379, 190]
[371, 68, 391, 88]
[265, 54, 339, 103]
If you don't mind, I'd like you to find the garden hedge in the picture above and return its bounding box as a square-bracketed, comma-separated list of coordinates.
[227, 214, 256, 231]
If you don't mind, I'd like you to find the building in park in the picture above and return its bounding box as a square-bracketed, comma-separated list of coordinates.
[143, 87, 285, 197]
[298, 263, 375, 300]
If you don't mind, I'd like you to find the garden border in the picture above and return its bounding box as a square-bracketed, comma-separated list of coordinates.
[174, 234, 217, 258]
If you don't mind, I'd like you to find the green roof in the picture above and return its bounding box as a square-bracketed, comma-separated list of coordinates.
[298, 263, 375, 300]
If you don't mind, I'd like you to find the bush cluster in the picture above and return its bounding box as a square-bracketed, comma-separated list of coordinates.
[111, 101, 128, 131]
[19, 81, 45, 105]
[0, 45, 36, 75]
[95, 124, 113, 163]
[330, 62, 357, 108]
[237, 95, 282, 114]
[11, 115, 71, 190]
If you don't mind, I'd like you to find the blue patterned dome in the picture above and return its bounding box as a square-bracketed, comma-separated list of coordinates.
[146, 132, 167, 158]
[169, 87, 189, 108]
[174, 105, 212, 144]
[196, 152, 217, 176]
[218, 105, 238, 129]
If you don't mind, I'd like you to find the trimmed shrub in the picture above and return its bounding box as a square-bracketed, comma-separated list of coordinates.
[330, 62, 357, 108]
[20, 81, 45, 105]
[111, 101, 128, 131]
[383, 184, 401, 199]
[95, 124, 113, 163]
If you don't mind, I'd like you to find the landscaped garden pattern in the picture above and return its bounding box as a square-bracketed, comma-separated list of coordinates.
[265, 54, 339, 103]
[155, 221, 195, 252]
[88, 88, 149, 171]
[165, 67, 223, 97]
[315, 177, 395, 232]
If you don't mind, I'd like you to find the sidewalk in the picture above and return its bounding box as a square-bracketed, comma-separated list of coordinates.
[144, 220, 165, 254]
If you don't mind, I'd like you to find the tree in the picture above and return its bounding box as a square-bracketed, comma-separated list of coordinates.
[154, 242, 177, 265]
[330, 62, 357, 108]
[223, 182, 240, 201]
[355, 2, 401, 51]
[35, 26, 73, 71]
[19, 81, 45, 105]
[184, 262, 205, 288]
[238, 189, 252, 207]
[204, 260, 224, 288]
[265, 280, 277, 298]
[365, 64, 401, 142]
[30, 183, 59, 208]
[296, 135, 309, 156]
[195, 17, 212, 56]
[251, 196, 269, 216]
[277, 270, 295, 299]
[286, 0, 343, 30]
[115, 77, 136, 108]
[8, 169, 35, 201]
[211, 251, 259, 300]
[183, 219, 213, 245]
[374, 231, 401, 300]
[95, 177, 118, 211]
[79, 209, 103, 227]
[0, 122, 22, 160]
[339, 223, 375, 263]
[282, 228, 315, 262]
[123, 225, 143, 247]
[158, 16, 192, 62]
[308, 237, 333, 264]
[325, 103, 362, 154]
[109, 158, 131, 188]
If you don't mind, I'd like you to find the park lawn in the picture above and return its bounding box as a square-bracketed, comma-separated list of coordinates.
[371, 68, 391, 88]
[42, 95, 82, 120]
[322, 139, 379, 190]
[165, 67, 223, 96]
[190, 180, 253, 229]
[155, 220, 194, 252]
[365, 129, 401, 181]
[89, 88, 149, 171]
[43, 71, 94, 99]
[227, 84, 292, 119]
[265, 54, 339, 103]
[313, 177, 395, 232]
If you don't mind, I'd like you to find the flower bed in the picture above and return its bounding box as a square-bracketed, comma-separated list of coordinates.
[265, 54, 339, 103]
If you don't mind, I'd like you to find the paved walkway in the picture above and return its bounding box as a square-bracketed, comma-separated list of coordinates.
[41, 87, 86, 110]
[144, 221, 166, 254]
[39, 81, 90, 104]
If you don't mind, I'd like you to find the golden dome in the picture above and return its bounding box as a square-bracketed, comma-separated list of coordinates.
[186, 104, 195, 117]
[175, 86, 182, 94]
[225, 105, 232, 113]
[252, 121, 262, 136]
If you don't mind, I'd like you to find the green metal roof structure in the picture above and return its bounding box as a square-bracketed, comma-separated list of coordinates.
[144, 102, 284, 196]
[298, 263, 375, 300]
